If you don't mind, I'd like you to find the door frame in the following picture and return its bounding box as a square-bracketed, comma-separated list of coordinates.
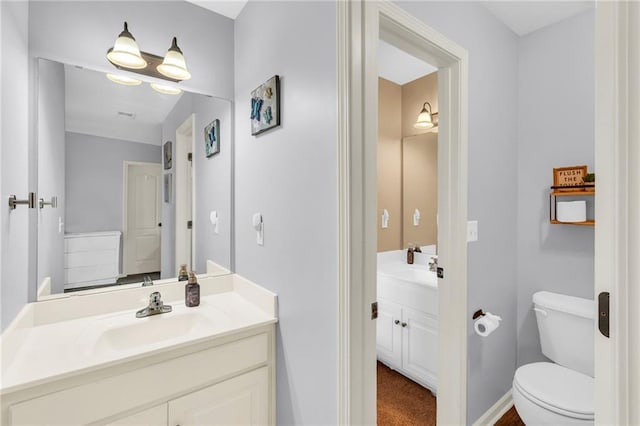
[175, 114, 196, 272]
[122, 160, 162, 276]
[337, 1, 469, 424]
[594, 2, 638, 424]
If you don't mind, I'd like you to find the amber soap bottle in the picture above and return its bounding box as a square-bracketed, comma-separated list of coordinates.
[185, 272, 200, 307]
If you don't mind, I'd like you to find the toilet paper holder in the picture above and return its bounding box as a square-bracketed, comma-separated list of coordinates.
[472, 309, 486, 320]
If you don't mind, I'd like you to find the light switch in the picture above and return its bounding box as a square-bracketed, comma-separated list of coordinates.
[467, 220, 478, 242]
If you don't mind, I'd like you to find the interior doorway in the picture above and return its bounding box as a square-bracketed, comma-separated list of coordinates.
[337, 2, 469, 424]
[122, 161, 162, 276]
[175, 114, 195, 272]
[376, 47, 440, 425]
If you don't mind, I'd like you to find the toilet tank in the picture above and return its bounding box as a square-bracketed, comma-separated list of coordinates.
[533, 291, 595, 377]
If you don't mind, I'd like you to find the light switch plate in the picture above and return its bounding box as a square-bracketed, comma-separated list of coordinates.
[467, 220, 478, 242]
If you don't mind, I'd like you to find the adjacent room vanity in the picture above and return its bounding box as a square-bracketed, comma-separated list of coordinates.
[376, 250, 438, 392]
[0, 274, 278, 425]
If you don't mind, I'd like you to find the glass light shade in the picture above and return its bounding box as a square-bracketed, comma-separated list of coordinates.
[106, 73, 142, 86]
[106, 23, 147, 69]
[414, 102, 434, 129]
[414, 110, 434, 129]
[157, 38, 191, 81]
[150, 83, 182, 95]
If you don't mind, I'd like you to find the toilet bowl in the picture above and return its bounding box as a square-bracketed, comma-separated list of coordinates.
[512, 362, 593, 425]
[513, 292, 595, 425]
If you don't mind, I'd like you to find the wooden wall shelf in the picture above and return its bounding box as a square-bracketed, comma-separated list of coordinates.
[549, 186, 595, 226]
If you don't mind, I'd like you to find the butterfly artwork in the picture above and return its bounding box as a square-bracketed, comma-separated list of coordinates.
[250, 75, 280, 136]
[204, 119, 220, 157]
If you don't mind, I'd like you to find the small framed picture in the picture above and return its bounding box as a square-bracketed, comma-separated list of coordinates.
[163, 141, 172, 170]
[204, 119, 220, 157]
[164, 173, 172, 203]
[251, 75, 281, 136]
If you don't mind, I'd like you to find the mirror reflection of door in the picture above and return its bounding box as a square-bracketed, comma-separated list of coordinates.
[175, 115, 195, 272]
[123, 162, 162, 275]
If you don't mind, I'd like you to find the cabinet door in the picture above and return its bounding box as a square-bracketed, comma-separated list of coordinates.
[401, 307, 438, 388]
[168, 367, 269, 426]
[104, 405, 167, 426]
[376, 299, 402, 367]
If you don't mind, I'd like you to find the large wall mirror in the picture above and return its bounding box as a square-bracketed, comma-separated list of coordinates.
[36, 58, 233, 299]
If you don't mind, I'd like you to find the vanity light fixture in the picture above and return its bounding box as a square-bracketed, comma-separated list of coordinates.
[106, 22, 147, 69]
[157, 37, 191, 81]
[106, 73, 142, 86]
[414, 101, 435, 129]
[150, 83, 182, 95]
[106, 22, 191, 84]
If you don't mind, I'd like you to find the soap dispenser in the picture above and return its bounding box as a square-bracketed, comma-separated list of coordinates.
[178, 264, 188, 281]
[185, 271, 200, 307]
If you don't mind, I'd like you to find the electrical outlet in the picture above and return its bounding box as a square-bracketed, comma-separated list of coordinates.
[467, 220, 478, 242]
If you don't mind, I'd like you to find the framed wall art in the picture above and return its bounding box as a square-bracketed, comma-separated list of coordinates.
[250, 75, 280, 136]
[204, 119, 220, 157]
[163, 141, 172, 170]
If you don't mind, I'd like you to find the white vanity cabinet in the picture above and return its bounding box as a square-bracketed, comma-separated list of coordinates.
[376, 273, 438, 391]
[5, 327, 275, 426]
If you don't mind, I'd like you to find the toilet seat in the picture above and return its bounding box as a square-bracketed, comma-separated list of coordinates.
[513, 362, 594, 420]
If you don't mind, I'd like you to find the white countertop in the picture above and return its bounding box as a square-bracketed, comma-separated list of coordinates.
[0, 274, 277, 395]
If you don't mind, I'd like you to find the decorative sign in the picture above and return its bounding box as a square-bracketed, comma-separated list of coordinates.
[553, 165, 587, 190]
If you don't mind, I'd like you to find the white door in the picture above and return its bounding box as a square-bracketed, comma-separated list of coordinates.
[376, 299, 402, 367]
[175, 115, 194, 272]
[124, 162, 162, 275]
[401, 307, 438, 388]
[104, 405, 166, 426]
[168, 367, 269, 426]
[594, 2, 639, 423]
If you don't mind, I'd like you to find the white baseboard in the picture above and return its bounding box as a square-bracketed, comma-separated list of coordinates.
[472, 389, 513, 426]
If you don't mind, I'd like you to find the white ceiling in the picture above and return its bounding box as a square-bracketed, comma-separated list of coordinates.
[481, 1, 594, 36]
[65, 65, 183, 146]
[185, 0, 248, 20]
[378, 40, 437, 86]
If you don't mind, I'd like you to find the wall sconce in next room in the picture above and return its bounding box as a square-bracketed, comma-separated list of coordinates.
[106, 21, 191, 91]
[414, 101, 439, 133]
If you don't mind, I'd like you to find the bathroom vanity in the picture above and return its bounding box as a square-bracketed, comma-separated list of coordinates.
[376, 251, 438, 392]
[0, 274, 277, 425]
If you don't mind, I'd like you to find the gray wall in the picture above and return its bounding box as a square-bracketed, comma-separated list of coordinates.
[65, 132, 161, 233]
[161, 94, 232, 278]
[395, 2, 520, 423]
[234, 2, 337, 424]
[37, 59, 66, 294]
[1, 1, 32, 330]
[516, 10, 595, 367]
[28, 1, 234, 100]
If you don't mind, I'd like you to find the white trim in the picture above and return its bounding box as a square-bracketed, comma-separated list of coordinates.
[337, 1, 469, 424]
[175, 115, 196, 273]
[472, 390, 513, 426]
[594, 2, 638, 424]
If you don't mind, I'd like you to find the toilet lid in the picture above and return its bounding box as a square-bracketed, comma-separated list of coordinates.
[514, 362, 594, 419]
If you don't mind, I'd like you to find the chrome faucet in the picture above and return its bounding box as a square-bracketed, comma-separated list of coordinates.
[428, 255, 438, 272]
[136, 292, 172, 318]
[142, 274, 153, 286]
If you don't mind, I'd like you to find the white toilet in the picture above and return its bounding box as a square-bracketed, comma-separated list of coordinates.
[512, 291, 595, 425]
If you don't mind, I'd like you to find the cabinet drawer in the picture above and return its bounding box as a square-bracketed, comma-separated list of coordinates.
[9, 333, 268, 425]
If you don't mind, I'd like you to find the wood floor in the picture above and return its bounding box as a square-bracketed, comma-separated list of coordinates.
[377, 361, 436, 426]
[377, 361, 526, 426]
[495, 406, 526, 426]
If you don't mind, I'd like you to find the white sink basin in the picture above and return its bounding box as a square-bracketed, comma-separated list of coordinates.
[92, 311, 217, 353]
